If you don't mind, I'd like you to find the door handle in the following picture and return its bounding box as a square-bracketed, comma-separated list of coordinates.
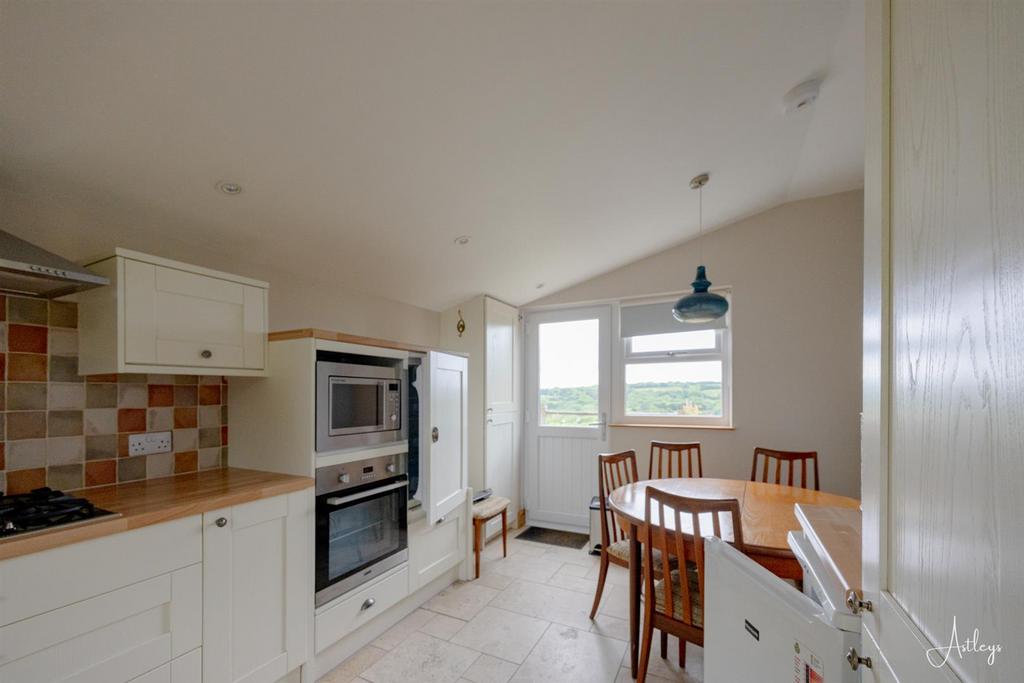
[326, 480, 409, 506]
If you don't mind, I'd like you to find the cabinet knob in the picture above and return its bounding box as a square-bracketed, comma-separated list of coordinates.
[361, 598, 376, 611]
[215, 517, 228, 527]
[432, 427, 439, 443]
[200, 349, 213, 359]
[845, 647, 872, 671]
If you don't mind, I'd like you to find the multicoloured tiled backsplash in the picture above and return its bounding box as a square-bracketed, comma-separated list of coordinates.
[0, 294, 228, 495]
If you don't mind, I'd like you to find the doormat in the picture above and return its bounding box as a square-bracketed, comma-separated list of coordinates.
[516, 526, 589, 550]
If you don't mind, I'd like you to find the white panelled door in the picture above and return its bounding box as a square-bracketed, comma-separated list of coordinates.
[419, 351, 470, 525]
[524, 306, 611, 532]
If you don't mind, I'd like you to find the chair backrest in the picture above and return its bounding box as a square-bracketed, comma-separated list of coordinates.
[751, 447, 820, 490]
[649, 441, 703, 479]
[642, 487, 744, 626]
[597, 450, 639, 546]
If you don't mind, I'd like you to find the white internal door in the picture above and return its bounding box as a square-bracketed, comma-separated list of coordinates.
[524, 306, 611, 532]
[419, 351, 470, 525]
[863, 0, 1024, 680]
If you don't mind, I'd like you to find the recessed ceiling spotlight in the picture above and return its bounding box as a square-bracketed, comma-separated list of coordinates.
[216, 181, 243, 195]
[454, 235, 471, 246]
[782, 79, 822, 114]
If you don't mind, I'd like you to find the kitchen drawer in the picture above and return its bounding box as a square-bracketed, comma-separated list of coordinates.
[129, 649, 202, 683]
[0, 564, 201, 683]
[0, 515, 202, 627]
[315, 565, 410, 653]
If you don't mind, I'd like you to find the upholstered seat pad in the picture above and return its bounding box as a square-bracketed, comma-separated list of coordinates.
[605, 540, 671, 566]
[653, 563, 703, 627]
[472, 496, 510, 520]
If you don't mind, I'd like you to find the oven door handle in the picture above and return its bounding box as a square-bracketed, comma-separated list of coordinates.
[325, 480, 409, 507]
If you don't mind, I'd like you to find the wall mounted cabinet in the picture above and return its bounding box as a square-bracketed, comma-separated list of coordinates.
[77, 249, 268, 376]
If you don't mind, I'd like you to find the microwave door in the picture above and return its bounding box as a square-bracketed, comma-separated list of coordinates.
[329, 377, 385, 436]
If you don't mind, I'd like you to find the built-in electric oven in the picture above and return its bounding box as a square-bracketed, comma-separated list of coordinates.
[314, 453, 408, 607]
[316, 356, 406, 453]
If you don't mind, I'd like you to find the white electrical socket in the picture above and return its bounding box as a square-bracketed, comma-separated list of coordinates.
[128, 431, 173, 456]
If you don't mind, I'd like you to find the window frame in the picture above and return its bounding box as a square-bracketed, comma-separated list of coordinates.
[612, 297, 733, 428]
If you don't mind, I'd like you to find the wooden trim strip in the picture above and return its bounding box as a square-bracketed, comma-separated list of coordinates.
[268, 328, 433, 353]
[0, 468, 312, 561]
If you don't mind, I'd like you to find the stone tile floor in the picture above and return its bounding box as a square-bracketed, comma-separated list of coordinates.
[319, 530, 703, 683]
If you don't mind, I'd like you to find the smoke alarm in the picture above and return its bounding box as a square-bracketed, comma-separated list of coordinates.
[783, 79, 822, 114]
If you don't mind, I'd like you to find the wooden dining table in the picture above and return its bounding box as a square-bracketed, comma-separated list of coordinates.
[608, 477, 860, 677]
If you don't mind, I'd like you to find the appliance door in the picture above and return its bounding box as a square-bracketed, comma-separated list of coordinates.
[327, 376, 387, 436]
[704, 537, 860, 683]
[315, 478, 408, 607]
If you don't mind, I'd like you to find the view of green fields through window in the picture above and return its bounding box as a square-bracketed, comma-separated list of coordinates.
[538, 320, 723, 426]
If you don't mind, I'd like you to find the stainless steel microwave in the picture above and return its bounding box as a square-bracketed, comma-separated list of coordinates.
[316, 360, 406, 452]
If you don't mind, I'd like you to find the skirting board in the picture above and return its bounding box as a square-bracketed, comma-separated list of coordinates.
[303, 566, 461, 682]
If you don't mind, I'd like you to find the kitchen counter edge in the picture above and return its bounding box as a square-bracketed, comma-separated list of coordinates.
[0, 467, 313, 561]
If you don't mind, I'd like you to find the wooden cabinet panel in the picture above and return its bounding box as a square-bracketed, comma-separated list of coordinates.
[408, 508, 465, 592]
[419, 352, 469, 525]
[78, 248, 268, 376]
[202, 490, 311, 683]
[485, 298, 518, 413]
[0, 564, 200, 683]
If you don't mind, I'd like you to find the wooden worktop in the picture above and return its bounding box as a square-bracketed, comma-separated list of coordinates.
[0, 468, 312, 561]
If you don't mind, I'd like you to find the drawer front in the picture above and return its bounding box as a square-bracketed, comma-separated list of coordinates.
[315, 566, 409, 653]
[123, 259, 265, 370]
[128, 648, 201, 683]
[0, 565, 200, 683]
[408, 509, 465, 592]
[0, 515, 202, 627]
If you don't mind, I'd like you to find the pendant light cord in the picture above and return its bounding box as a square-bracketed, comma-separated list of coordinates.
[698, 183, 703, 266]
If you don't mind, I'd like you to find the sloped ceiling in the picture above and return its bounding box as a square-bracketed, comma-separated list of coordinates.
[0, 0, 863, 311]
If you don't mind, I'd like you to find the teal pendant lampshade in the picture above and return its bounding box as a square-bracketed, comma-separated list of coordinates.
[673, 172, 728, 324]
[673, 265, 729, 323]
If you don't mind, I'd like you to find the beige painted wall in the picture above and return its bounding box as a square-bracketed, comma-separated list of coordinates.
[1, 188, 441, 348]
[528, 190, 863, 498]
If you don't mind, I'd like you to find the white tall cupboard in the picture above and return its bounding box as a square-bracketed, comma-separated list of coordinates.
[440, 296, 520, 535]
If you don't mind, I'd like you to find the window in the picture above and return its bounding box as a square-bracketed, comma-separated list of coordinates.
[616, 300, 731, 427]
[537, 318, 599, 426]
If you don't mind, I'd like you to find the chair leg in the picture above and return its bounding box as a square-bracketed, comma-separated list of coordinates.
[660, 630, 667, 659]
[589, 553, 609, 619]
[474, 519, 482, 579]
[637, 609, 654, 683]
[500, 509, 508, 558]
[678, 638, 687, 668]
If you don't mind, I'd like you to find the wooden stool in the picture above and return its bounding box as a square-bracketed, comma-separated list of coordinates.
[472, 496, 510, 579]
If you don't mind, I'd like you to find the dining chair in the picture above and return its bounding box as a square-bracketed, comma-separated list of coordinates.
[649, 441, 703, 479]
[589, 450, 639, 620]
[637, 488, 746, 681]
[750, 447, 820, 490]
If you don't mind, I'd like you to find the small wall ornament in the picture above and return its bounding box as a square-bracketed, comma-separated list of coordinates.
[456, 309, 466, 337]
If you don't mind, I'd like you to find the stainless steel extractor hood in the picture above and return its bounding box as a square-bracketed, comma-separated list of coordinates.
[0, 230, 109, 298]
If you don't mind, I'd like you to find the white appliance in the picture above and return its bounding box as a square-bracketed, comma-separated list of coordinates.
[704, 535, 862, 682]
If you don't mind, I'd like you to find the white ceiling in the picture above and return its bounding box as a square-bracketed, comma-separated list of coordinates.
[0, 0, 863, 311]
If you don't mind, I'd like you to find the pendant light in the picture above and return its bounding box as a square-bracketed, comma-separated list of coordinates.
[672, 173, 729, 324]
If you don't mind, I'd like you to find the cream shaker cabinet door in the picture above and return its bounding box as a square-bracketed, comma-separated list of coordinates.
[123, 259, 266, 370]
[202, 491, 311, 683]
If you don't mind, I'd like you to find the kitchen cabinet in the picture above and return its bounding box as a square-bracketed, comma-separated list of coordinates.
[202, 490, 312, 683]
[440, 296, 520, 535]
[314, 565, 410, 653]
[0, 517, 202, 683]
[77, 248, 268, 376]
[407, 505, 466, 592]
[416, 351, 469, 525]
